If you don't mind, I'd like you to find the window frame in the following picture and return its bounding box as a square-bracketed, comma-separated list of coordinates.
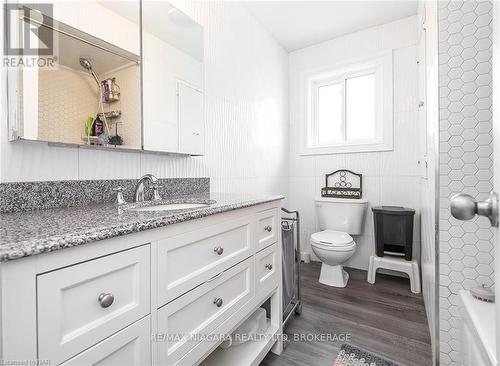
[300, 51, 393, 155]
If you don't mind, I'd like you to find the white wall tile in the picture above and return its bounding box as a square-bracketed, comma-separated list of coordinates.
[1, 141, 79, 182]
[289, 176, 316, 230]
[360, 176, 381, 237]
[78, 148, 142, 180]
[344, 152, 381, 177]
[379, 16, 418, 50]
[380, 111, 421, 177]
[380, 177, 421, 216]
[393, 46, 419, 112]
[313, 154, 346, 177]
[346, 235, 375, 270]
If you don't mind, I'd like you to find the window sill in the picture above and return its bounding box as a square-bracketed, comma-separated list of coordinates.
[300, 141, 393, 156]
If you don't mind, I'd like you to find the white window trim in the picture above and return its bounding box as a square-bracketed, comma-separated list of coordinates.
[299, 50, 394, 155]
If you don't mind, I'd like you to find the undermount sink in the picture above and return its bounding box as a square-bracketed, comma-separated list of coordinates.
[124, 198, 216, 213]
[130, 203, 210, 212]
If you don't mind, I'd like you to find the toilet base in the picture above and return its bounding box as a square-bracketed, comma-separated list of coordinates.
[318, 263, 349, 287]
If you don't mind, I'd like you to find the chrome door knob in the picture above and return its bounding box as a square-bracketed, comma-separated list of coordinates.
[264, 226, 272, 232]
[213, 297, 223, 307]
[450, 192, 499, 227]
[265, 263, 273, 270]
[98, 293, 114, 308]
[213, 246, 224, 255]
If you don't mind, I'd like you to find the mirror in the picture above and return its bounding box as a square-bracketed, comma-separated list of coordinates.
[9, 2, 142, 150]
[8, 1, 204, 155]
[141, 1, 204, 155]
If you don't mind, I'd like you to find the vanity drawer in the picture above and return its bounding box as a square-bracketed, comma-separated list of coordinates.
[37, 245, 151, 365]
[61, 316, 151, 366]
[158, 216, 252, 305]
[256, 208, 279, 251]
[157, 257, 254, 365]
[256, 242, 279, 294]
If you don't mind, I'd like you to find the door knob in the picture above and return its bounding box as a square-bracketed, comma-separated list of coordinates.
[98, 293, 114, 308]
[450, 192, 499, 227]
[213, 297, 223, 307]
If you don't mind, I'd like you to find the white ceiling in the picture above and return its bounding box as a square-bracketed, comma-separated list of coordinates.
[242, 1, 418, 52]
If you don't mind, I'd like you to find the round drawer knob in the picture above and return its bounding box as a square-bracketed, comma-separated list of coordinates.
[265, 263, 273, 270]
[98, 293, 114, 308]
[213, 246, 224, 255]
[213, 297, 223, 307]
[264, 226, 272, 232]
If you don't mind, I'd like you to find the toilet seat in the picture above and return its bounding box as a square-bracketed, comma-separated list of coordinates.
[310, 230, 355, 251]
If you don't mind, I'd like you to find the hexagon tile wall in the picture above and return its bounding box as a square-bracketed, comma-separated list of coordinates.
[438, 1, 494, 365]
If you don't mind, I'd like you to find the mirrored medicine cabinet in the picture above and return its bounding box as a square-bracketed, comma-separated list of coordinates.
[7, 1, 205, 156]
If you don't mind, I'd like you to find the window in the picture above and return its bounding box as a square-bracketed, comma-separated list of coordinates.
[302, 51, 393, 155]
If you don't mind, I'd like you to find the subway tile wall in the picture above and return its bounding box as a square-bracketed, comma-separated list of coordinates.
[438, 1, 494, 365]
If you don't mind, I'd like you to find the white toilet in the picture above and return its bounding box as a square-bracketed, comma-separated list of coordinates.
[310, 197, 368, 287]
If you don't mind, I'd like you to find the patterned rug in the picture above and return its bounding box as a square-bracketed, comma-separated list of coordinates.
[334, 344, 399, 366]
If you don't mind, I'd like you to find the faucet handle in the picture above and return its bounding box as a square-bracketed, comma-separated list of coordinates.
[152, 182, 162, 201]
[112, 186, 127, 205]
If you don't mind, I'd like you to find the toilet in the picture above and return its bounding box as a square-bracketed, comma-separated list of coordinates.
[310, 197, 368, 287]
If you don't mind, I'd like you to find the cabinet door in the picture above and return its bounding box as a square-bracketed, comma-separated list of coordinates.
[256, 243, 279, 295]
[37, 245, 151, 364]
[61, 316, 151, 366]
[256, 208, 279, 251]
[178, 82, 204, 155]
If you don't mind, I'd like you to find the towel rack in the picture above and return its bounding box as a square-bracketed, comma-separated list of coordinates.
[281, 207, 302, 328]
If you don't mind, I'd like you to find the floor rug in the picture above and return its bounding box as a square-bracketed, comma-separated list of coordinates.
[333, 344, 399, 366]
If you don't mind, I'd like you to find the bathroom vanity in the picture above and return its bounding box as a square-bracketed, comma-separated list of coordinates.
[0, 192, 283, 365]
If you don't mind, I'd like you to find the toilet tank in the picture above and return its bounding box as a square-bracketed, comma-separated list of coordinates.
[315, 197, 368, 235]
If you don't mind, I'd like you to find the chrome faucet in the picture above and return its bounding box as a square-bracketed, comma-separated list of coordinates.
[134, 174, 162, 202]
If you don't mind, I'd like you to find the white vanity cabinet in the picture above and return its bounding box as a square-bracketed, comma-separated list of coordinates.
[0, 201, 282, 366]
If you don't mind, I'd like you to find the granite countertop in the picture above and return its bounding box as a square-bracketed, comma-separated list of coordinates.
[0, 192, 284, 262]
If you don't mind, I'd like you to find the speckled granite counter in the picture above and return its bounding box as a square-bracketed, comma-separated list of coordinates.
[0, 193, 283, 262]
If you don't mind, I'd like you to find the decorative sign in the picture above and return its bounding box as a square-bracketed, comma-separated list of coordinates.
[321, 169, 363, 199]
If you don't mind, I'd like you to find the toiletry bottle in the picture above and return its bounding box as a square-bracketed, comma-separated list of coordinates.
[86, 116, 94, 136]
[107, 79, 114, 100]
[93, 116, 104, 136]
[102, 81, 109, 102]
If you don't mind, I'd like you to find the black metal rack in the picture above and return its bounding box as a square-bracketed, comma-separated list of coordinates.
[281, 207, 302, 328]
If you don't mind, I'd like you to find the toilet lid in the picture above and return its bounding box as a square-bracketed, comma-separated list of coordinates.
[311, 230, 354, 247]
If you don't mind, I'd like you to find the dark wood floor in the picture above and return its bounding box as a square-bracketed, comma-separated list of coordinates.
[261, 262, 432, 366]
